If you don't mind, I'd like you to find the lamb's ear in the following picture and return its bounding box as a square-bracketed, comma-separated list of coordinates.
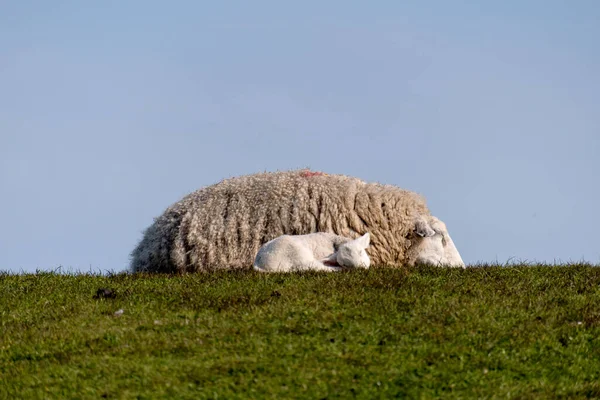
[346, 232, 370, 249]
[414, 217, 436, 237]
[321, 252, 339, 267]
[355, 232, 370, 248]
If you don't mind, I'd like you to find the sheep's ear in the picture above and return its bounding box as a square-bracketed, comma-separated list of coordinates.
[428, 217, 447, 235]
[351, 232, 370, 249]
[415, 218, 436, 238]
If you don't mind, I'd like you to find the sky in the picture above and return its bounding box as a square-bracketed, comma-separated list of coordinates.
[1, 1, 599, 273]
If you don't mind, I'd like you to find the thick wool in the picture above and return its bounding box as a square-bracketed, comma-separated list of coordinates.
[129, 169, 432, 273]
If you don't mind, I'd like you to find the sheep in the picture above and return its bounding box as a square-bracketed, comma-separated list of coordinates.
[129, 169, 465, 273]
[406, 216, 465, 267]
[253, 232, 371, 273]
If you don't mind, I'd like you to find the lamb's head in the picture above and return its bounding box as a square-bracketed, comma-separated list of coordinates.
[336, 232, 371, 269]
[406, 216, 465, 268]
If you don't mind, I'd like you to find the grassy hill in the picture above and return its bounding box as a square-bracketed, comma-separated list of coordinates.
[1, 264, 600, 399]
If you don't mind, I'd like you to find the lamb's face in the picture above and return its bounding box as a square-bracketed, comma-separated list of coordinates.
[407, 216, 465, 268]
[336, 233, 371, 269]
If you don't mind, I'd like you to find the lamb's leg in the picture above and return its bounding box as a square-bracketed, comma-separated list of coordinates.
[303, 262, 342, 272]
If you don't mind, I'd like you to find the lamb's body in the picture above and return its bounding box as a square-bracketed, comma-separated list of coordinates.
[130, 169, 464, 273]
[253, 232, 371, 273]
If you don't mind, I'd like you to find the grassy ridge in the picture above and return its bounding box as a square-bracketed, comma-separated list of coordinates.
[1, 264, 600, 399]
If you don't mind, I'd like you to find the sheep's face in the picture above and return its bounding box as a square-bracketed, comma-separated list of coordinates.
[336, 233, 371, 269]
[407, 216, 465, 268]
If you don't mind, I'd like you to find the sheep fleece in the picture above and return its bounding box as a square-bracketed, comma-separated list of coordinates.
[130, 169, 432, 273]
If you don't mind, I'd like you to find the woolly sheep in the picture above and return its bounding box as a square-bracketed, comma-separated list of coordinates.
[253, 232, 371, 273]
[129, 169, 465, 273]
[407, 216, 464, 267]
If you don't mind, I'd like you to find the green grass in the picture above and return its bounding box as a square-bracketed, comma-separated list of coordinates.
[1, 264, 600, 399]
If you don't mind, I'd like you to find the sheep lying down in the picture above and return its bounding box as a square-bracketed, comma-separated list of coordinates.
[129, 169, 465, 273]
[253, 232, 371, 273]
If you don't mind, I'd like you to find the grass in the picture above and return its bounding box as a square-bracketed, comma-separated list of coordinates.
[1, 264, 600, 399]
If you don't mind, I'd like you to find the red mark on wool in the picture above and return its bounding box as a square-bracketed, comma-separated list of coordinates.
[299, 170, 327, 178]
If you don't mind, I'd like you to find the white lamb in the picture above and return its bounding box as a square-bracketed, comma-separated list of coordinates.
[253, 232, 371, 273]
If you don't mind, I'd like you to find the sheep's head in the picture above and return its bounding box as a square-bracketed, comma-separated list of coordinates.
[407, 216, 465, 268]
[336, 232, 371, 269]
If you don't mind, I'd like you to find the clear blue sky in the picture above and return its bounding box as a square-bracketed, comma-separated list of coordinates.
[1, 1, 599, 273]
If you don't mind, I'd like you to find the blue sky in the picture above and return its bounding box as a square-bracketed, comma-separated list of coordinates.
[1, 1, 599, 273]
